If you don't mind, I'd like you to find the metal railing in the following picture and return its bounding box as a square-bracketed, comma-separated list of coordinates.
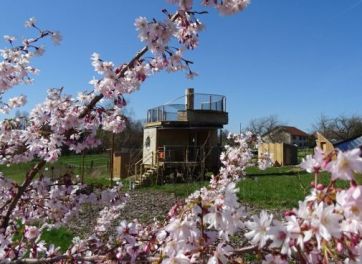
[193, 93, 226, 112]
[157, 145, 204, 163]
[147, 104, 185, 123]
[146, 93, 226, 123]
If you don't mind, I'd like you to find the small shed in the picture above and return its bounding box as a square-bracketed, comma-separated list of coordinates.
[113, 152, 130, 179]
[258, 143, 297, 166]
[315, 132, 334, 155]
[315, 133, 362, 160]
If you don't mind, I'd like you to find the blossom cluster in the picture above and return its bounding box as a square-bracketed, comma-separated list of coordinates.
[0, 174, 126, 260]
[244, 147, 362, 263]
[0, 18, 61, 114]
[134, 7, 204, 79]
[0, 88, 101, 163]
[169, 0, 250, 15]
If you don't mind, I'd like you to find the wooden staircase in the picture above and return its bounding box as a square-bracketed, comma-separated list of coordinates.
[132, 151, 159, 188]
[134, 165, 158, 187]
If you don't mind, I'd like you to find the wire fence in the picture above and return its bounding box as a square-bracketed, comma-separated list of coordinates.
[297, 148, 314, 163]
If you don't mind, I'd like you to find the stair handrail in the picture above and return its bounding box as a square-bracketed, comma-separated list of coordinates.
[134, 157, 143, 183]
[134, 151, 154, 183]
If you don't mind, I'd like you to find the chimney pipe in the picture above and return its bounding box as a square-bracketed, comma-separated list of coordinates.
[185, 88, 194, 110]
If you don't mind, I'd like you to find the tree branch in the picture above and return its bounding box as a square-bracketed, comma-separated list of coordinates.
[0, 11, 181, 233]
[3, 255, 104, 264]
[78, 11, 180, 119]
[1, 160, 46, 230]
[232, 245, 258, 255]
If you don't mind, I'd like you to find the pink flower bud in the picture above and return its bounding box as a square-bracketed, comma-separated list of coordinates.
[283, 210, 295, 217]
[24, 226, 39, 240]
[336, 242, 344, 253]
[316, 184, 324, 190]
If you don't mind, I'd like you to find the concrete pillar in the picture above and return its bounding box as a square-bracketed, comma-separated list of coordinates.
[185, 88, 194, 110]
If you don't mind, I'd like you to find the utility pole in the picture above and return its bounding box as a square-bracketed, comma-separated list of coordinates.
[81, 152, 85, 184]
[110, 133, 115, 186]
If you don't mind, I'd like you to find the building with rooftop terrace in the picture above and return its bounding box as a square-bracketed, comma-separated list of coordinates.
[134, 88, 228, 186]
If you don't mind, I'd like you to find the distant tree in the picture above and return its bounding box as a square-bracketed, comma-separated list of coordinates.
[96, 117, 143, 152]
[115, 118, 143, 150]
[306, 134, 317, 148]
[245, 115, 280, 135]
[313, 114, 362, 142]
[244, 115, 289, 142]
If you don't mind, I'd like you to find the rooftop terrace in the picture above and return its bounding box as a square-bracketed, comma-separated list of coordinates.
[146, 90, 227, 125]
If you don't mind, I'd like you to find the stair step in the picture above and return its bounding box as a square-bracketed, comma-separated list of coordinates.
[134, 165, 159, 187]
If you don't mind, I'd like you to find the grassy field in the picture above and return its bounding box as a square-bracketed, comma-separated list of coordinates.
[141, 166, 352, 210]
[41, 227, 74, 252]
[1, 153, 110, 184]
[142, 181, 208, 197]
[3, 150, 355, 211]
[238, 166, 349, 209]
[3, 154, 350, 210]
[3, 147, 314, 185]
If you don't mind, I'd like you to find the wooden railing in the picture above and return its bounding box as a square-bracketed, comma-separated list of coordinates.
[134, 151, 154, 184]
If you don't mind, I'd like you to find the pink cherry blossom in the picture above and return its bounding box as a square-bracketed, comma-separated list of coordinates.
[245, 210, 273, 248]
[300, 147, 325, 173]
[24, 226, 40, 240]
[327, 148, 362, 181]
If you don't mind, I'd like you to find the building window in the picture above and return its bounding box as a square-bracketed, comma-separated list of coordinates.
[145, 136, 151, 150]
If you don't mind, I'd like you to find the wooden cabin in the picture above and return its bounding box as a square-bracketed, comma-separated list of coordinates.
[136, 88, 228, 185]
[258, 143, 297, 166]
[315, 132, 335, 156]
[315, 132, 362, 158]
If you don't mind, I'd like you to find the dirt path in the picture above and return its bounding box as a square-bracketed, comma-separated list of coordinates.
[67, 190, 180, 238]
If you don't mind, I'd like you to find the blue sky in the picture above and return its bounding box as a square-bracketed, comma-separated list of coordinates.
[1, 0, 362, 133]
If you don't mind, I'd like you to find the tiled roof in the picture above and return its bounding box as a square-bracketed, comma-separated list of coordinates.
[275, 126, 309, 137]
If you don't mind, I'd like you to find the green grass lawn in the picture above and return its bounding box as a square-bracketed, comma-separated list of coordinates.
[1, 153, 110, 184]
[41, 227, 74, 252]
[140, 166, 352, 211]
[0, 162, 38, 183]
[238, 166, 336, 210]
[3, 155, 352, 211]
[3, 152, 356, 211]
[141, 181, 208, 197]
[57, 153, 109, 169]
